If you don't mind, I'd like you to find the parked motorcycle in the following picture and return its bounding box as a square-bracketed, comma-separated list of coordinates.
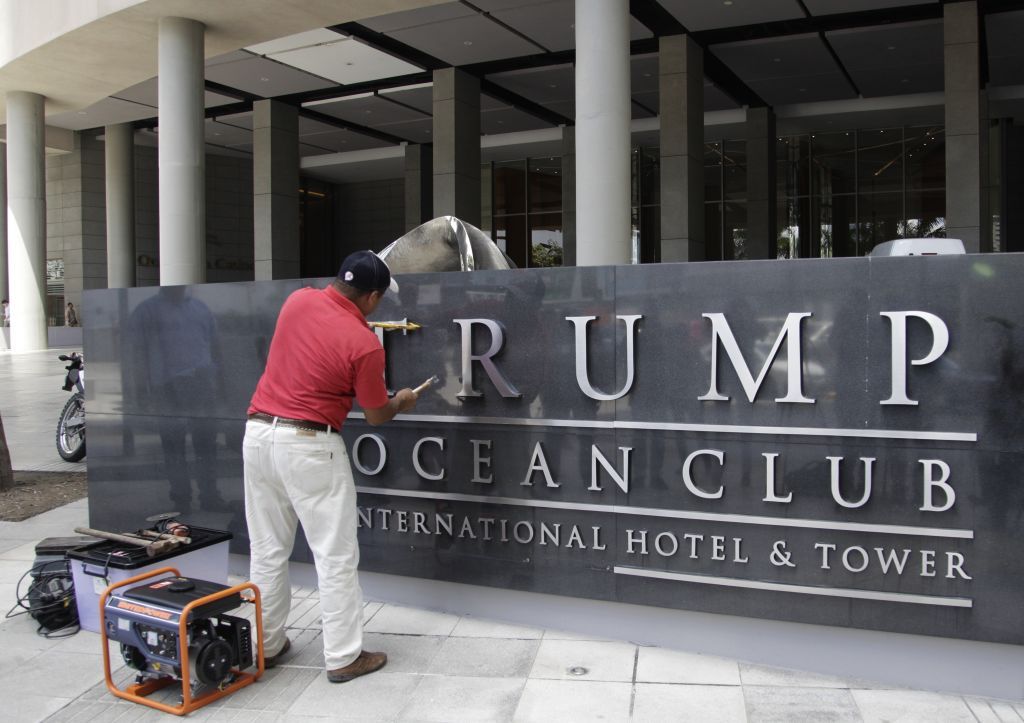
[56, 353, 85, 462]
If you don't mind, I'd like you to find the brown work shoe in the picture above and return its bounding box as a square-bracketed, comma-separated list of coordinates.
[264, 637, 291, 669]
[326, 650, 387, 683]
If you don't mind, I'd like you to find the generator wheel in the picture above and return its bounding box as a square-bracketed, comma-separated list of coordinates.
[121, 643, 147, 671]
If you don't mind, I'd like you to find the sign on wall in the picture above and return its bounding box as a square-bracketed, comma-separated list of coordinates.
[85, 255, 1024, 645]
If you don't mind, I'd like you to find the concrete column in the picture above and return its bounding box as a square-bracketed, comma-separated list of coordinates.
[405, 143, 433, 231]
[57, 134, 107, 313]
[561, 125, 577, 266]
[746, 106, 776, 259]
[158, 16, 206, 285]
[432, 68, 480, 225]
[944, 1, 983, 252]
[659, 34, 704, 262]
[575, 0, 631, 266]
[6, 91, 48, 350]
[253, 99, 299, 280]
[0, 143, 7, 304]
[106, 123, 136, 288]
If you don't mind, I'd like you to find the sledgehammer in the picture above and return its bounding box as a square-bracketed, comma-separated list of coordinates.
[74, 526, 180, 557]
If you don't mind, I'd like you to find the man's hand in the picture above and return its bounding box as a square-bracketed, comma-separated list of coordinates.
[364, 387, 418, 425]
[393, 387, 418, 413]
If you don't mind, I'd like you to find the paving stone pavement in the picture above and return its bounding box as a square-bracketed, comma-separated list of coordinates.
[1, 350, 1022, 721]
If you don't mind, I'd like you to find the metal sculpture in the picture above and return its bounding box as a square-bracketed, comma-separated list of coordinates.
[378, 216, 515, 273]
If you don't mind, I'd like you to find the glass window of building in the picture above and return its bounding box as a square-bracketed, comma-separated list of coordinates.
[904, 127, 946, 238]
[812, 132, 855, 257]
[777, 135, 810, 258]
[484, 126, 946, 265]
[491, 157, 563, 268]
[299, 180, 336, 278]
[857, 129, 903, 195]
[705, 142, 723, 203]
[773, 126, 945, 257]
[493, 160, 528, 266]
[494, 214, 527, 266]
[777, 195, 809, 260]
[494, 160, 527, 216]
[633, 147, 660, 263]
[528, 158, 563, 267]
[704, 141, 747, 260]
[46, 259, 65, 326]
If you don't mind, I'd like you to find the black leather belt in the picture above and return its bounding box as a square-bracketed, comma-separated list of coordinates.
[247, 412, 337, 434]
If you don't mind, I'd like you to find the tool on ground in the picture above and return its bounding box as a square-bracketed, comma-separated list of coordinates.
[139, 529, 193, 545]
[74, 527, 180, 557]
[413, 375, 440, 395]
[100, 566, 264, 716]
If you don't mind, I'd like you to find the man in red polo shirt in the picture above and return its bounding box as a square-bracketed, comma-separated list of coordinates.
[243, 250, 417, 683]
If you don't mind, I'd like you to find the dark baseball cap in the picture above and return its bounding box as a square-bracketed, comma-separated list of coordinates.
[337, 250, 399, 293]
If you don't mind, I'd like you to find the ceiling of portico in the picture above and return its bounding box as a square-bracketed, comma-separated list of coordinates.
[0, 0, 452, 118]
[4, 0, 1024, 183]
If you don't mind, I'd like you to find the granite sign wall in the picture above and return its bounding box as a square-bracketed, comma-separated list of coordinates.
[83, 254, 1024, 645]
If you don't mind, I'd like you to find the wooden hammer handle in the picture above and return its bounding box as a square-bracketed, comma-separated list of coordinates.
[74, 527, 178, 557]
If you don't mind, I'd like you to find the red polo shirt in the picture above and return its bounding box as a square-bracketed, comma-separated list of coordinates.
[248, 285, 389, 429]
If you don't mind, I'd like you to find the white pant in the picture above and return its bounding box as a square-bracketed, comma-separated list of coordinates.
[243, 419, 363, 670]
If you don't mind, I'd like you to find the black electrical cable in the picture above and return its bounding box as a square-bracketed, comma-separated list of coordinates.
[5, 559, 80, 638]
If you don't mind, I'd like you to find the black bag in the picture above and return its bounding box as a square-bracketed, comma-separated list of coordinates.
[26, 559, 78, 633]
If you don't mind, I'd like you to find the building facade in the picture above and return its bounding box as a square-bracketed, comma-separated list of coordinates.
[1, 0, 1023, 343]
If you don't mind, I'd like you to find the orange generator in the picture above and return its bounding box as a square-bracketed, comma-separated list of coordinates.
[99, 566, 264, 716]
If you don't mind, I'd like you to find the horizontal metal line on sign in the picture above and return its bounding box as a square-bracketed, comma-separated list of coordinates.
[354, 486, 974, 540]
[613, 420, 977, 443]
[612, 566, 973, 608]
[349, 412, 977, 443]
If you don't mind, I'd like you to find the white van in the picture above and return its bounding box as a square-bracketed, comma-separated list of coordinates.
[868, 238, 966, 256]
